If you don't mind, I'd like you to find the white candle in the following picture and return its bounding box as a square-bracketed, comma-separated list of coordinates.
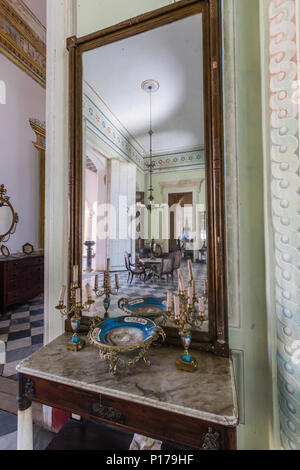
[73, 265, 78, 284]
[192, 280, 196, 296]
[174, 295, 180, 318]
[199, 297, 205, 313]
[76, 288, 81, 304]
[188, 286, 193, 305]
[188, 259, 193, 281]
[59, 285, 66, 303]
[94, 275, 99, 290]
[180, 269, 185, 291]
[86, 283, 91, 298]
[167, 291, 172, 309]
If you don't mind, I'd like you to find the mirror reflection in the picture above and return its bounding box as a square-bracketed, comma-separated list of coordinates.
[81, 13, 208, 332]
[0, 205, 13, 238]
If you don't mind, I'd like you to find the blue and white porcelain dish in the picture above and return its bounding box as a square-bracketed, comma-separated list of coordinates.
[118, 297, 167, 318]
[90, 315, 158, 350]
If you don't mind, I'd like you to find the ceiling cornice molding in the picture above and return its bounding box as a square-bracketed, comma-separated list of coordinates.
[0, 0, 46, 87]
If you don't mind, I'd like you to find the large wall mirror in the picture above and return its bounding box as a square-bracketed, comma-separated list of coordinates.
[68, 0, 228, 356]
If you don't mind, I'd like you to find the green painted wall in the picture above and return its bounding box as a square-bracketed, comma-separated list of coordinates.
[227, 0, 271, 449]
[74, 0, 272, 449]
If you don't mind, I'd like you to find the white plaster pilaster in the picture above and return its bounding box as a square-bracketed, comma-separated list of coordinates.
[44, 0, 77, 345]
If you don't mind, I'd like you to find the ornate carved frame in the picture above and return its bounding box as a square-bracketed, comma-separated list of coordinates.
[67, 0, 229, 357]
[0, 0, 46, 87]
[29, 119, 46, 248]
[0, 184, 19, 243]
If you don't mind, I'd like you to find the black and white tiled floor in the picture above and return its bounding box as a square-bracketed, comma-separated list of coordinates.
[0, 295, 44, 381]
[0, 295, 56, 450]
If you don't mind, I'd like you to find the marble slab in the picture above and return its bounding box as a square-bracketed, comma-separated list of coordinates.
[17, 334, 238, 427]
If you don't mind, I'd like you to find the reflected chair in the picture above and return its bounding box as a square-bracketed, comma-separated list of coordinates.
[124, 252, 146, 284]
[171, 250, 182, 280]
[151, 257, 174, 282]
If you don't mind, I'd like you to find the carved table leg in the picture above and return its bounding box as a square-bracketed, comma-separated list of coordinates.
[17, 375, 33, 450]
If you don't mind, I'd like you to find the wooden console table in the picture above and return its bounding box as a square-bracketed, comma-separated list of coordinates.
[16, 333, 238, 450]
[0, 252, 44, 315]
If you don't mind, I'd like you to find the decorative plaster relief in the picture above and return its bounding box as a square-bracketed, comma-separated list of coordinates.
[269, 0, 300, 451]
[0, 0, 46, 87]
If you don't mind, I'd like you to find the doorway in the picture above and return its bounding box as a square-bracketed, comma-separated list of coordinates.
[168, 192, 193, 252]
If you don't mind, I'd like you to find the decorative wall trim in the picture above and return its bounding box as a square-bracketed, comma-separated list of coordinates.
[83, 81, 204, 174]
[0, 0, 46, 87]
[269, 0, 300, 451]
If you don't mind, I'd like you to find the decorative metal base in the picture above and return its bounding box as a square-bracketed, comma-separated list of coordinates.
[66, 339, 85, 352]
[176, 356, 198, 372]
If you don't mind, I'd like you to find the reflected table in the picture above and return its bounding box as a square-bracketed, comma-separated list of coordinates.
[16, 333, 238, 450]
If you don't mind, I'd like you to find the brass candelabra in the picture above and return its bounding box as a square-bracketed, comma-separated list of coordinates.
[93, 259, 120, 319]
[165, 263, 207, 372]
[56, 266, 95, 351]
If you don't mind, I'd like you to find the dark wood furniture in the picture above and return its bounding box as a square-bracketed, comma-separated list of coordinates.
[17, 334, 238, 450]
[124, 252, 146, 284]
[46, 418, 195, 450]
[0, 253, 44, 315]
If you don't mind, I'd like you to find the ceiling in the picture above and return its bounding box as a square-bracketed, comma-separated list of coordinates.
[83, 13, 205, 154]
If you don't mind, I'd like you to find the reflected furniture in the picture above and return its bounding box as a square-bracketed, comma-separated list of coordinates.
[17, 334, 238, 450]
[124, 252, 147, 284]
[151, 257, 174, 282]
[0, 252, 44, 315]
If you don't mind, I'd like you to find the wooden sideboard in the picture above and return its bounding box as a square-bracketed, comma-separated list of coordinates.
[0, 253, 44, 315]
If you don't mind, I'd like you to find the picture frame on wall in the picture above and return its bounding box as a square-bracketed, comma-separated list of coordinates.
[0, 245, 10, 257]
[22, 243, 34, 255]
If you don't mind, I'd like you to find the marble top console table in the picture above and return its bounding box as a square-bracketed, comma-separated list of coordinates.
[16, 333, 238, 450]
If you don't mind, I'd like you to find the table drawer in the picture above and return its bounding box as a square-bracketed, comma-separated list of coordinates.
[7, 267, 44, 284]
[7, 284, 43, 305]
[6, 256, 44, 275]
[21, 374, 233, 449]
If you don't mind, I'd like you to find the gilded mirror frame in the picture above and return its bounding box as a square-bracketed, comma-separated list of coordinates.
[0, 184, 19, 243]
[67, 0, 229, 357]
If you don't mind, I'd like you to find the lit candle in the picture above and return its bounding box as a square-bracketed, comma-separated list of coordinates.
[94, 275, 99, 290]
[73, 265, 78, 284]
[188, 259, 193, 281]
[167, 291, 172, 309]
[86, 283, 92, 298]
[174, 295, 180, 318]
[188, 286, 193, 305]
[115, 274, 119, 290]
[76, 288, 81, 304]
[199, 297, 205, 313]
[59, 285, 66, 303]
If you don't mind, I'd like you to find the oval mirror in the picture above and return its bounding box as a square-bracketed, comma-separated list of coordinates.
[0, 205, 13, 237]
[0, 184, 19, 243]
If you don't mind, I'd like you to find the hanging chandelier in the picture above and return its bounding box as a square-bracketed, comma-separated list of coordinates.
[141, 79, 160, 211]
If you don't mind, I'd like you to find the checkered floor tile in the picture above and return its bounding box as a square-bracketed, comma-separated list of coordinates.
[0, 295, 44, 381]
[83, 260, 208, 321]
